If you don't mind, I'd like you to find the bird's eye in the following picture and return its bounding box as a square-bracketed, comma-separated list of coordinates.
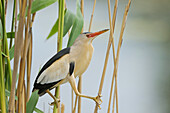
[86, 34, 90, 38]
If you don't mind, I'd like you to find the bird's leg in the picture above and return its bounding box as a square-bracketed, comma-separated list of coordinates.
[46, 89, 60, 107]
[67, 74, 102, 109]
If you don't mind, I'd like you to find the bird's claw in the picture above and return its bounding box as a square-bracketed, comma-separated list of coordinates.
[49, 98, 60, 108]
[93, 94, 102, 109]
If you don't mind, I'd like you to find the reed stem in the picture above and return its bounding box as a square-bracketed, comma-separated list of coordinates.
[88, 0, 96, 32]
[72, 95, 78, 113]
[0, 40, 6, 113]
[78, 76, 82, 113]
[94, 0, 117, 111]
[107, 0, 118, 112]
[8, 0, 26, 111]
[1, 0, 12, 91]
[17, 0, 34, 111]
[9, 0, 16, 49]
[53, 0, 65, 112]
[26, 12, 35, 102]
[112, 1, 131, 113]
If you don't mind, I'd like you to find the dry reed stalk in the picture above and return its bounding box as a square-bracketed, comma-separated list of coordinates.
[94, 37, 112, 113]
[111, 1, 131, 113]
[112, 87, 116, 113]
[26, 12, 36, 102]
[107, 0, 118, 112]
[71, 87, 73, 112]
[61, 103, 65, 113]
[78, 77, 82, 113]
[94, 0, 117, 112]
[5, 0, 7, 16]
[21, 82, 26, 113]
[17, 0, 33, 112]
[26, 29, 32, 102]
[88, 0, 96, 32]
[72, 93, 78, 113]
[17, 58, 26, 113]
[8, 0, 27, 111]
[26, 35, 32, 102]
[19, 0, 21, 10]
[115, 76, 118, 113]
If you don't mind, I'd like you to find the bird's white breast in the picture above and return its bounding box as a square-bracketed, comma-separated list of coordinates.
[70, 43, 94, 78]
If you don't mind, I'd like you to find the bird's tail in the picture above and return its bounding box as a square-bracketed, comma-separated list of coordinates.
[32, 87, 47, 96]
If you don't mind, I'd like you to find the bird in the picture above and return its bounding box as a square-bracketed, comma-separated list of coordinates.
[32, 29, 109, 108]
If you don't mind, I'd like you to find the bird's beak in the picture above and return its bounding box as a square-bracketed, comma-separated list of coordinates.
[86, 29, 109, 38]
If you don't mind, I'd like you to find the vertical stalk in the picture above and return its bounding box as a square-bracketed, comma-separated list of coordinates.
[78, 77, 82, 113]
[0, 40, 6, 113]
[61, 103, 65, 113]
[8, 0, 26, 112]
[77, 0, 84, 113]
[1, 0, 6, 82]
[88, 0, 96, 32]
[17, 0, 32, 112]
[26, 7, 36, 104]
[112, 1, 131, 113]
[107, 0, 118, 112]
[94, 0, 117, 111]
[26, 33, 32, 102]
[9, 0, 16, 49]
[71, 89, 74, 112]
[0, 2, 7, 109]
[1, 0, 12, 91]
[53, 0, 65, 113]
[72, 95, 78, 113]
[5, 0, 7, 15]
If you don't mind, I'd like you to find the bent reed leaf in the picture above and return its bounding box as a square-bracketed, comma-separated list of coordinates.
[67, 0, 84, 47]
[46, 9, 75, 40]
[26, 90, 39, 113]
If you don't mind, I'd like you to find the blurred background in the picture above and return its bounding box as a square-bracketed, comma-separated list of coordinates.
[6, 0, 170, 113]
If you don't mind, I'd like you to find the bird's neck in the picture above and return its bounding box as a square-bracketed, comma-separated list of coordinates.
[72, 41, 93, 55]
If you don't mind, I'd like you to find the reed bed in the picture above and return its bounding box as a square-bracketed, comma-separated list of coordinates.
[0, 0, 131, 113]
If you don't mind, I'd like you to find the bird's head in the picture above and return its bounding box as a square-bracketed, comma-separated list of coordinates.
[74, 29, 109, 44]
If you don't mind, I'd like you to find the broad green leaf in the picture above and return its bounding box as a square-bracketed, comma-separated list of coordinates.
[31, 0, 58, 14]
[63, 10, 75, 37]
[26, 90, 39, 113]
[34, 107, 44, 113]
[18, 0, 58, 19]
[46, 9, 75, 40]
[5, 89, 18, 100]
[67, 0, 84, 47]
[9, 45, 15, 60]
[7, 32, 15, 38]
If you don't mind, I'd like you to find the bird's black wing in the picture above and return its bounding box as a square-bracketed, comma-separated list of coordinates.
[32, 47, 70, 96]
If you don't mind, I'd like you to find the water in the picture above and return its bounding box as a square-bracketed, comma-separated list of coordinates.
[6, 0, 170, 113]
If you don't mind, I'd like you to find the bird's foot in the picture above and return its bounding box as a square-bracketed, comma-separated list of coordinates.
[49, 97, 60, 108]
[93, 94, 102, 109]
